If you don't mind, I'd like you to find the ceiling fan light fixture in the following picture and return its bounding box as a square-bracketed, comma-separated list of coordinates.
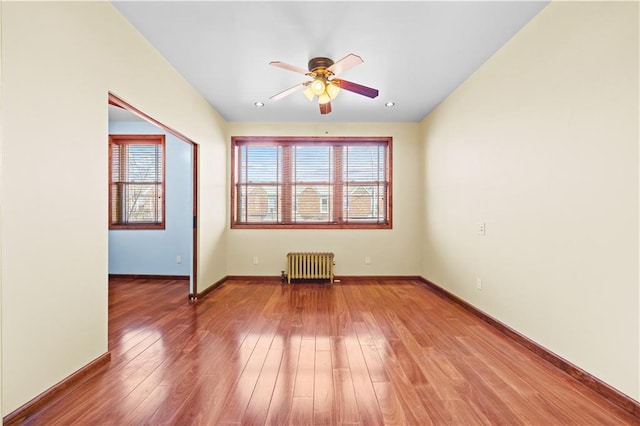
[318, 92, 331, 105]
[326, 83, 340, 99]
[303, 87, 315, 101]
[311, 78, 326, 96]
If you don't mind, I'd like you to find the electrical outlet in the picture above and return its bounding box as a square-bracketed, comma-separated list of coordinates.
[252, 256, 259, 265]
[176, 255, 182, 264]
[365, 256, 371, 265]
[478, 222, 486, 236]
[476, 278, 483, 290]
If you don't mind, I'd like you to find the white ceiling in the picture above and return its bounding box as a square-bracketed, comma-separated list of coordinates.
[110, 1, 548, 123]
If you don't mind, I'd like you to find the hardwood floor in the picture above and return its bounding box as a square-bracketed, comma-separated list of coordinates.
[20, 277, 637, 425]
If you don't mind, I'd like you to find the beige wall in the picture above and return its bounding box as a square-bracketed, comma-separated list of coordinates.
[0, 1, 227, 414]
[419, 1, 639, 400]
[226, 123, 422, 277]
[0, 1, 4, 418]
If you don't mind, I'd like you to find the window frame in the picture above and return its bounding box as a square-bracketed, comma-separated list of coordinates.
[109, 134, 166, 230]
[230, 136, 392, 230]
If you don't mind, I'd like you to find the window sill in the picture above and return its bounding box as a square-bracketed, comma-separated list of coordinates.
[109, 224, 166, 230]
[231, 222, 391, 230]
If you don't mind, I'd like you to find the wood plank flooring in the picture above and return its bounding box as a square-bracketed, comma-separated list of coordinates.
[20, 277, 637, 425]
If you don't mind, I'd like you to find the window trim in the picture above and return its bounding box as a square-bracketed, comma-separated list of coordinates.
[109, 134, 166, 230]
[230, 136, 392, 230]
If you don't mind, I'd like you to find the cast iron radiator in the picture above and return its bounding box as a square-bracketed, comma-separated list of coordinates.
[286, 252, 334, 284]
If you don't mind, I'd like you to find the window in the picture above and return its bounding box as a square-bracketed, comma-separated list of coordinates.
[231, 136, 392, 229]
[109, 134, 165, 229]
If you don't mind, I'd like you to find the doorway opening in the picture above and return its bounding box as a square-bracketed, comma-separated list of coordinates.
[108, 93, 199, 298]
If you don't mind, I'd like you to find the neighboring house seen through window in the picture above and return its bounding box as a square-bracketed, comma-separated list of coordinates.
[109, 134, 165, 230]
[232, 136, 392, 229]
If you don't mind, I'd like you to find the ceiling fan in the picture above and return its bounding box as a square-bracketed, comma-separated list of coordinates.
[269, 53, 379, 115]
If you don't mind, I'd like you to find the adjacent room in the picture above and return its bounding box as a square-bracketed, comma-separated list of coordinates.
[1, 0, 638, 424]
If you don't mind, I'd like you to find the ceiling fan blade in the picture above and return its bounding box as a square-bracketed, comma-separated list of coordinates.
[332, 78, 379, 98]
[327, 53, 363, 76]
[269, 82, 306, 101]
[319, 102, 332, 115]
[269, 61, 309, 75]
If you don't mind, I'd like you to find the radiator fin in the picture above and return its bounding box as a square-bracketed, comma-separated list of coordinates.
[286, 252, 334, 284]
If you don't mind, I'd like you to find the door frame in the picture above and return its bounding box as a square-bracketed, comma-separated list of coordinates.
[108, 92, 199, 297]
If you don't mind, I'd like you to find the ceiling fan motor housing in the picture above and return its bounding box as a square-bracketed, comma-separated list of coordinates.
[308, 57, 334, 73]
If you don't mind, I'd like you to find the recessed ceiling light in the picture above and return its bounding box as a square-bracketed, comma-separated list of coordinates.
[254, 101, 265, 107]
[385, 101, 396, 107]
